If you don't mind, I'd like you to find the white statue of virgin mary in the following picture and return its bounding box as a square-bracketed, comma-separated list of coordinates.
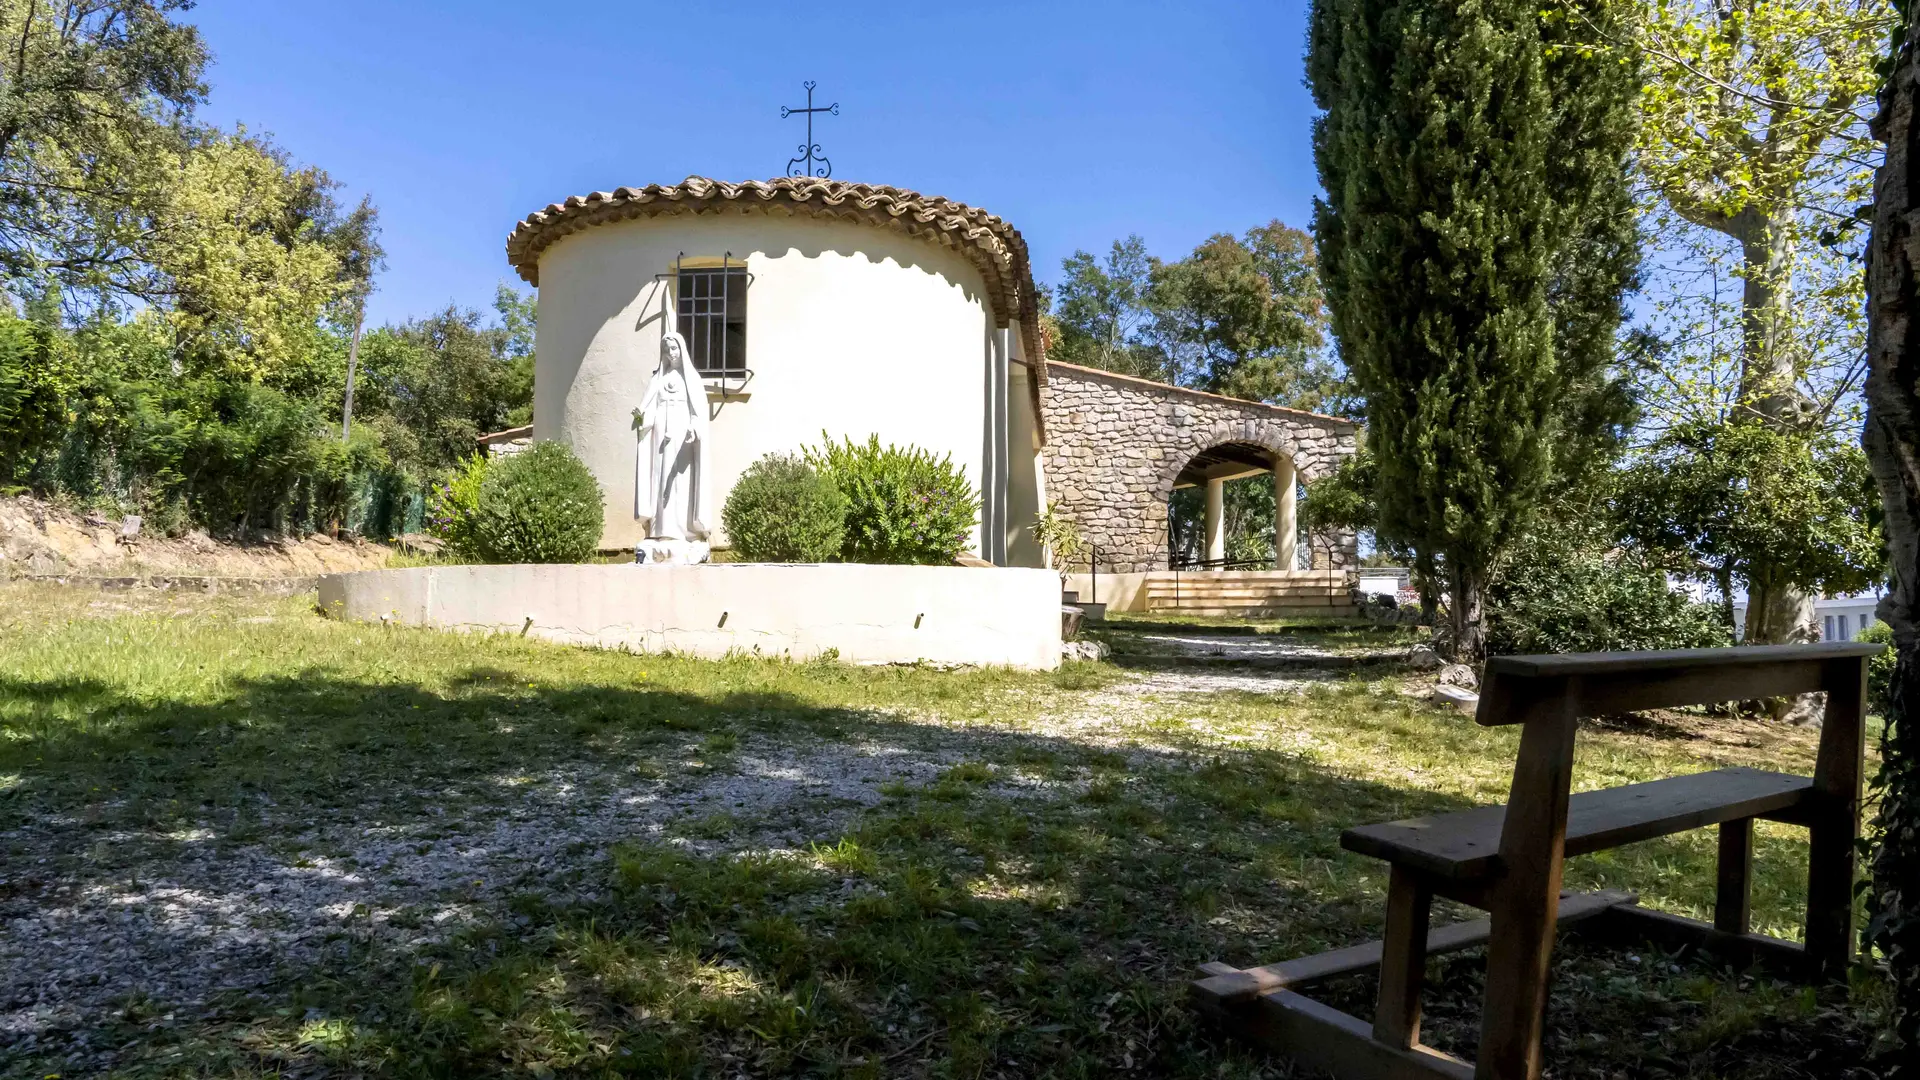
[632, 330, 712, 564]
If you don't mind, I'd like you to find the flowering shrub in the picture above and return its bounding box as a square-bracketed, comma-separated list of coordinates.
[425, 454, 490, 560]
[806, 433, 979, 565]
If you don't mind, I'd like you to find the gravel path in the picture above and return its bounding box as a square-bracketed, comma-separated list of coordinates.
[0, 664, 1319, 1072]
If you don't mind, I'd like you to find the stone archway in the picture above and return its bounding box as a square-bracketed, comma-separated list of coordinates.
[1155, 433, 1300, 571]
[1039, 361, 1359, 573]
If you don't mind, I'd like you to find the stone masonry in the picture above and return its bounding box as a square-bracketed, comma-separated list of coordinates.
[1039, 361, 1360, 573]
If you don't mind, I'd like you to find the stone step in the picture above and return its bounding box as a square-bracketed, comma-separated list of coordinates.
[1147, 571, 1347, 582]
[1136, 588, 1351, 595]
[1140, 605, 1362, 619]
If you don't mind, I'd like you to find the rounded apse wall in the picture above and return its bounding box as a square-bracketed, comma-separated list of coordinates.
[532, 213, 995, 549]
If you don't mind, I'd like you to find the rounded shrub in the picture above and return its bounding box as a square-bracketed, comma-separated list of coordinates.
[722, 453, 848, 562]
[469, 441, 604, 563]
[806, 433, 980, 565]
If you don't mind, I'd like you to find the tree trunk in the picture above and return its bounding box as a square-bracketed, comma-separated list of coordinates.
[1744, 566, 1820, 645]
[1863, 22, 1920, 1064]
[1715, 562, 1736, 640]
[1414, 549, 1439, 627]
[1447, 567, 1487, 665]
[1732, 211, 1823, 650]
[340, 299, 366, 442]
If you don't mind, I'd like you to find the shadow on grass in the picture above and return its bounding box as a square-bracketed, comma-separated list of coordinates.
[0, 664, 1881, 1079]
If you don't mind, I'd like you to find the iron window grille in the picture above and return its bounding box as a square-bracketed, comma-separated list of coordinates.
[675, 255, 749, 381]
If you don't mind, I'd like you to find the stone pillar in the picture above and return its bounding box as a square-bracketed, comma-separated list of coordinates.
[1204, 477, 1226, 565]
[1274, 456, 1298, 571]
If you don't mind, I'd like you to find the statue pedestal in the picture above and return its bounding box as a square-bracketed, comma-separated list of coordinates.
[636, 537, 711, 565]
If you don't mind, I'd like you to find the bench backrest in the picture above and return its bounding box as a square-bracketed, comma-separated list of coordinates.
[1475, 642, 1881, 727]
[1476, 642, 1878, 931]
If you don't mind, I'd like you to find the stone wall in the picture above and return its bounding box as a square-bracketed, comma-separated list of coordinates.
[1039, 362, 1360, 572]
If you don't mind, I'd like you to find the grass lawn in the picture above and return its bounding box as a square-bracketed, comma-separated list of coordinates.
[0, 583, 1892, 1078]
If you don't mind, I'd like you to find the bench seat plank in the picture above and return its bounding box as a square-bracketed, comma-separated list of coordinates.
[1341, 767, 1812, 881]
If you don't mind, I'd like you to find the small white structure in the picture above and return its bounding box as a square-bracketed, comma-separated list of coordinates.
[1733, 594, 1881, 642]
[1357, 566, 1410, 599]
[506, 176, 1048, 562]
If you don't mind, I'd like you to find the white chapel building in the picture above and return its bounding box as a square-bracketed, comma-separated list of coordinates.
[505, 176, 1048, 565]
[498, 175, 1361, 618]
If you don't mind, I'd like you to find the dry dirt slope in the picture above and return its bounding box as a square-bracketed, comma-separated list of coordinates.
[0, 496, 391, 580]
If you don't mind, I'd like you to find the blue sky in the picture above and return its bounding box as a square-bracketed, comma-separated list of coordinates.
[185, 1, 1322, 328]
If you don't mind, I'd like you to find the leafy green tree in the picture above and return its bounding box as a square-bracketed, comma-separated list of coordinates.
[1047, 225, 1343, 412]
[1616, 420, 1881, 639]
[1150, 221, 1344, 411]
[1308, 0, 1640, 661]
[156, 130, 366, 380]
[1627, 0, 1895, 643]
[350, 303, 534, 479]
[1047, 236, 1163, 378]
[0, 315, 79, 483]
[0, 0, 207, 304]
[492, 283, 536, 426]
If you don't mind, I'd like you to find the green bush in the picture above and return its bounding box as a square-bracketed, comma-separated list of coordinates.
[426, 454, 491, 560]
[806, 434, 980, 565]
[469, 442, 604, 564]
[1487, 530, 1727, 655]
[1858, 620, 1894, 717]
[722, 453, 847, 562]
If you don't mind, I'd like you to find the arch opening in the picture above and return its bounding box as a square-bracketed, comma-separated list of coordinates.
[1164, 440, 1302, 571]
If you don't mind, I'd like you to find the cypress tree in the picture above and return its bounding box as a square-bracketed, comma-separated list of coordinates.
[1307, 0, 1637, 661]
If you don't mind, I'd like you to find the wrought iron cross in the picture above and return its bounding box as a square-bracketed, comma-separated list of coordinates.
[781, 81, 838, 178]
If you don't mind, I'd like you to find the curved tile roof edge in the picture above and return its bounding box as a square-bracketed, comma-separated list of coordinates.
[505, 176, 1046, 387]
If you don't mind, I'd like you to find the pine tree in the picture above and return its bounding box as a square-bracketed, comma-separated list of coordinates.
[1307, 0, 1638, 661]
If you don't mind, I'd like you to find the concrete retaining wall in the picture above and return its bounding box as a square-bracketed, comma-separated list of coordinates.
[318, 563, 1062, 669]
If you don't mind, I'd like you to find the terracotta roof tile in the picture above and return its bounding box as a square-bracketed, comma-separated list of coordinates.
[505, 177, 1047, 388]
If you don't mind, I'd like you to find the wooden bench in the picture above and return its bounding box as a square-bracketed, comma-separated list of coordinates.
[1192, 642, 1878, 1080]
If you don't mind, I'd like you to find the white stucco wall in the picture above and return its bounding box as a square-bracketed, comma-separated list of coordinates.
[319, 564, 1062, 669]
[1006, 358, 1045, 567]
[533, 214, 1011, 555]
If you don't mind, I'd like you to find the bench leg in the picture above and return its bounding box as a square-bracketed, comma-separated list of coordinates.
[1715, 818, 1753, 936]
[1374, 865, 1432, 1048]
[1806, 661, 1867, 980]
[1804, 809, 1855, 979]
[1475, 703, 1578, 1080]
